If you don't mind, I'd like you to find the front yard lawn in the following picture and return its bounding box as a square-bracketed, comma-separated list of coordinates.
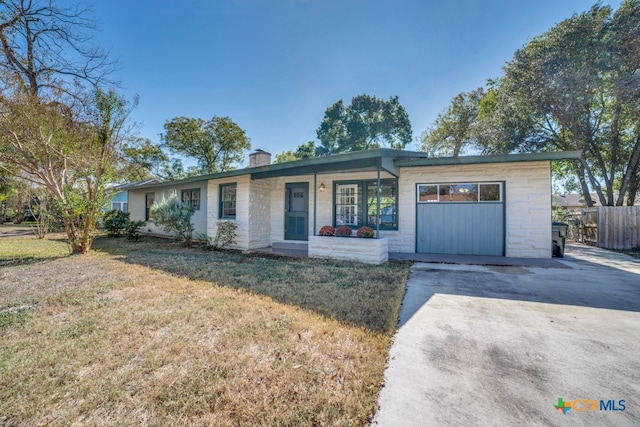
[0, 235, 408, 426]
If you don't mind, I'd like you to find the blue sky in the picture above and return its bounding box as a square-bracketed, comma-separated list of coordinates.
[93, 0, 622, 158]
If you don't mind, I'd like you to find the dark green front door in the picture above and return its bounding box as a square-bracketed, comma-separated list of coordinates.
[285, 183, 308, 241]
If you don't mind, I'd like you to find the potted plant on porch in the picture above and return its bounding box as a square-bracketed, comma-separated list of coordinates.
[309, 225, 388, 264]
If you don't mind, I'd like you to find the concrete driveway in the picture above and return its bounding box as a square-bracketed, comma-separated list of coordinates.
[372, 244, 640, 426]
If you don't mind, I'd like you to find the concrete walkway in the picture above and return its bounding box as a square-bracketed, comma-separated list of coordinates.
[372, 244, 640, 426]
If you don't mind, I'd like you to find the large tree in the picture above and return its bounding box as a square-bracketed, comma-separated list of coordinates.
[0, 89, 135, 253]
[422, 0, 640, 206]
[317, 94, 412, 154]
[162, 116, 251, 174]
[273, 140, 317, 164]
[420, 89, 484, 157]
[0, 0, 132, 253]
[0, 0, 114, 98]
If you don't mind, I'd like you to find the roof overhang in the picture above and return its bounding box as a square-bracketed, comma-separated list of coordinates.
[393, 151, 582, 167]
[249, 149, 404, 179]
[126, 149, 582, 190]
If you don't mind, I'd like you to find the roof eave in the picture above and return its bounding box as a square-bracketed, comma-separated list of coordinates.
[393, 151, 582, 167]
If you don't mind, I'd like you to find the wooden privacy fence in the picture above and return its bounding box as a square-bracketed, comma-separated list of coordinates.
[581, 206, 640, 249]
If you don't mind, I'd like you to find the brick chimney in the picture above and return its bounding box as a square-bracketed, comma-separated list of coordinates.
[249, 149, 271, 167]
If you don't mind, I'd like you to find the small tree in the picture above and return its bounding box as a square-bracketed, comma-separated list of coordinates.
[150, 193, 195, 244]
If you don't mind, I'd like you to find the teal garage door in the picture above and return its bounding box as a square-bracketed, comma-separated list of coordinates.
[416, 183, 504, 256]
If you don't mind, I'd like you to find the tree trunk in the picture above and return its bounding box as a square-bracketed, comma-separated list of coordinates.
[618, 135, 640, 206]
[628, 172, 639, 206]
[574, 161, 593, 207]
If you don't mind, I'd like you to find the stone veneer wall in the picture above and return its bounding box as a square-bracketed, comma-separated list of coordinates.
[248, 179, 272, 249]
[308, 236, 388, 265]
[207, 175, 251, 249]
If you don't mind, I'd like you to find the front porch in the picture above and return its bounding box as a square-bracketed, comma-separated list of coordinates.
[250, 242, 567, 268]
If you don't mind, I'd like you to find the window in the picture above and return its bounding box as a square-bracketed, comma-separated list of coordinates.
[145, 193, 155, 221]
[181, 188, 200, 210]
[219, 183, 237, 219]
[111, 201, 128, 212]
[335, 184, 360, 226]
[479, 183, 501, 201]
[367, 181, 397, 228]
[417, 183, 502, 203]
[334, 180, 398, 230]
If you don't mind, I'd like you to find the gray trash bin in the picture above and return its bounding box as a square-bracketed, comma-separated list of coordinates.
[552, 222, 569, 257]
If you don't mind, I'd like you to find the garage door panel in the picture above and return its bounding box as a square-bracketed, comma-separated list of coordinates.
[417, 203, 504, 255]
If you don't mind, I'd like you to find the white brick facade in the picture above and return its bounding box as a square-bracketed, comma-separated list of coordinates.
[398, 161, 552, 257]
[127, 155, 554, 259]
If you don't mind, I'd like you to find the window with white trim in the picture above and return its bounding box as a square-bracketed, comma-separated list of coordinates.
[219, 183, 237, 219]
[336, 184, 359, 226]
[111, 201, 128, 212]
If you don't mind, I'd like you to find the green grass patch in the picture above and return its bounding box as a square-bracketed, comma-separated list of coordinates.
[0, 236, 69, 266]
[0, 308, 33, 329]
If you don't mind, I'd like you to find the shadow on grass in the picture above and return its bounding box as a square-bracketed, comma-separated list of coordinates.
[92, 236, 409, 334]
[0, 255, 70, 268]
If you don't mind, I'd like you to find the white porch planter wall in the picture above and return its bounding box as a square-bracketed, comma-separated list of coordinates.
[308, 236, 388, 265]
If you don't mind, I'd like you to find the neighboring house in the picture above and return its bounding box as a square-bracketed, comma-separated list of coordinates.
[110, 190, 129, 212]
[127, 148, 581, 260]
[554, 193, 602, 212]
[107, 179, 163, 213]
[554, 192, 638, 211]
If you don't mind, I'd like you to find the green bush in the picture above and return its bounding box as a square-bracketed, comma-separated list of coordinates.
[206, 220, 237, 250]
[103, 209, 130, 237]
[125, 220, 146, 241]
[149, 193, 195, 244]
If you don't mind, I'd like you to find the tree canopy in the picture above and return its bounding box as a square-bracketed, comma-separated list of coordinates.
[421, 0, 640, 206]
[317, 94, 412, 154]
[0, 0, 115, 98]
[0, 88, 136, 253]
[273, 141, 317, 164]
[162, 116, 251, 174]
[0, 0, 133, 253]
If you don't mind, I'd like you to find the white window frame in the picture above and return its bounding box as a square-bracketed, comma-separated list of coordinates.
[336, 183, 359, 226]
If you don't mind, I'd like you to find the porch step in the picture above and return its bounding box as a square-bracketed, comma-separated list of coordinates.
[272, 241, 308, 251]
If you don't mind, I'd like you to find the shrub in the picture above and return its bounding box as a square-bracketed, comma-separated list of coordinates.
[319, 225, 335, 236]
[125, 220, 146, 241]
[103, 209, 130, 237]
[335, 225, 353, 237]
[149, 193, 195, 244]
[206, 220, 238, 250]
[356, 226, 375, 238]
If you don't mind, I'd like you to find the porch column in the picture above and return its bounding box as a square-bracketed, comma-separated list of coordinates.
[376, 165, 381, 238]
[313, 172, 317, 236]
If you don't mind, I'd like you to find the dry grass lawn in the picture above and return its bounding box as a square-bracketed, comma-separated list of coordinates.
[0, 233, 408, 426]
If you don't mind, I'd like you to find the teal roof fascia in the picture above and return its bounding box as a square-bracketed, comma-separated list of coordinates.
[393, 151, 582, 167]
[127, 149, 578, 191]
[130, 149, 408, 190]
